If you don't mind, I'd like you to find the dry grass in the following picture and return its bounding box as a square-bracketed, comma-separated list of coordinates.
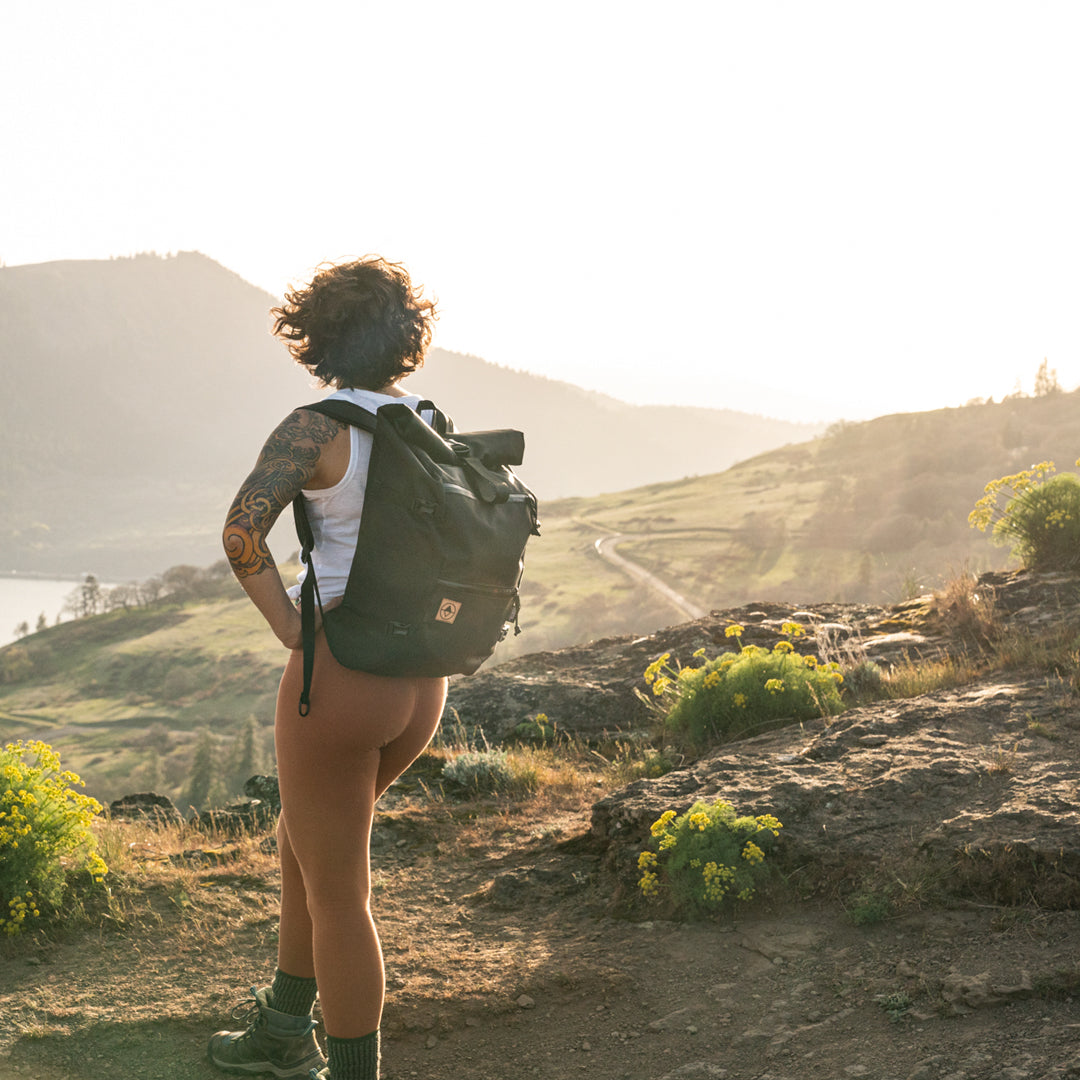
[932, 570, 1004, 645]
[983, 743, 1020, 775]
[881, 653, 983, 699]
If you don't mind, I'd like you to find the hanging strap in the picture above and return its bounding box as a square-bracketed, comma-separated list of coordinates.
[292, 494, 325, 716]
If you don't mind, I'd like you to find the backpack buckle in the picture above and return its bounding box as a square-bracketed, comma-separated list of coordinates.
[388, 621, 412, 637]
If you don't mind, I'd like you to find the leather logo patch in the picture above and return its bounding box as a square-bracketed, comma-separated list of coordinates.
[437, 599, 461, 624]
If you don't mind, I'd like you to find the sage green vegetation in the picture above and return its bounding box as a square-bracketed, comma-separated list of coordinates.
[441, 749, 518, 795]
[0, 740, 107, 935]
[645, 623, 844, 748]
[639, 800, 783, 915]
[969, 459, 1080, 570]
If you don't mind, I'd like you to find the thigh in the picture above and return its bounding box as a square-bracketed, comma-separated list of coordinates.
[274, 638, 446, 875]
[375, 677, 447, 798]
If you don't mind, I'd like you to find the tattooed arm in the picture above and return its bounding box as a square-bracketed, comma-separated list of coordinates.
[223, 409, 345, 648]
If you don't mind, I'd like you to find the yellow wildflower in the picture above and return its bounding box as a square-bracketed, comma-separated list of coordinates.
[643, 652, 670, 685]
[742, 841, 765, 864]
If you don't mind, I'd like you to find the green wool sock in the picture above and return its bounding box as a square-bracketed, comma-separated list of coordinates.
[270, 969, 318, 1017]
[326, 1030, 380, 1080]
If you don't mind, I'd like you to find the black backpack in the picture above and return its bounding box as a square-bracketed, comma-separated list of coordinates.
[292, 398, 540, 714]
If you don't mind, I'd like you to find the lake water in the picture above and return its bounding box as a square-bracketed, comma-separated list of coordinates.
[0, 576, 87, 645]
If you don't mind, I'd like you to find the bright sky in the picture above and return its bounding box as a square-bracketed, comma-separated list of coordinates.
[2, 1, 1078, 422]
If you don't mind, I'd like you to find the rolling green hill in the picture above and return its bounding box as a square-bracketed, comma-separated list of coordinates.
[513, 387, 1080, 651]
[2, 386, 1077, 806]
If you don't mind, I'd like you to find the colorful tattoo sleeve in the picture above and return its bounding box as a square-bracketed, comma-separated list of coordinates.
[223, 410, 344, 578]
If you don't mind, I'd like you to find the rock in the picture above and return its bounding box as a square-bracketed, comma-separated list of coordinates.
[660, 1065, 728, 1079]
[591, 660, 1080, 908]
[446, 600, 890, 742]
[516, 995, 535, 1009]
[649, 1006, 699, 1031]
[192, 799, 275, 836]
[940, 971, 1033, 1012]
[487, 867, 562, 909]
[108, 792, 183, 826]
[243, 774, 281, 813]
[447, 571, 1080, 747]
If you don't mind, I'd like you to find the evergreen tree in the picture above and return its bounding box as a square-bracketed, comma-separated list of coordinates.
[35, 612, 47, 633]
[227, 715, 264, 796]
[1034, 358, 1062, 397]
[184, 728, 218, 811]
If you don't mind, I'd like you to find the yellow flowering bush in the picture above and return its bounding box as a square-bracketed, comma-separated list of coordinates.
[969, 460, 1080, 570]
[643, 623, 843, 748]
[638, 799, 782, 914]
[0, 740, 107, 936]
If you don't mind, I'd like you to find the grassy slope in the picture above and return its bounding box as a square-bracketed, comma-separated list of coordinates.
[519, 390, 1080, 645]
[5, 389, 1080, 803]
[0, 582, 285, 807]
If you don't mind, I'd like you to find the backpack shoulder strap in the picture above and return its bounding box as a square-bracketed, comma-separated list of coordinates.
[300, 399, 378, 433]
[291, 399, 378, 716]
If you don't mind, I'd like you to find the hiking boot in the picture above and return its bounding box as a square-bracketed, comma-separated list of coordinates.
[208, 986, 326, 1077]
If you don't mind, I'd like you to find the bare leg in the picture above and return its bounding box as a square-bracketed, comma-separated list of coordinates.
[275, 813, 316, 979]
[273, 635, 446, 1037]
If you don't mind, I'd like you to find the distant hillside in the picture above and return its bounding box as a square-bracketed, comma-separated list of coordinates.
[408, 353, 823, 503]
[514, 388, 1080, 654]
[0, 253, 822, 577]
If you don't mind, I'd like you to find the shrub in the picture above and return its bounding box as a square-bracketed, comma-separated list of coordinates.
[638, 799, 782, 915]
[969, 460, 1080, 570]
[506, 713, 556, 746]
[442, 749, 517, 794]
[644, 623, 844, 747]
[843, 659, 886, 703]
[0, 740, 108, 936]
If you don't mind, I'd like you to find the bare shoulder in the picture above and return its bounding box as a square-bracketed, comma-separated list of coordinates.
[262, 408, 347, 456]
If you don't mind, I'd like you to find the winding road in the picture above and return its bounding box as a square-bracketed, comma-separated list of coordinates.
[592, 532, 709, 622]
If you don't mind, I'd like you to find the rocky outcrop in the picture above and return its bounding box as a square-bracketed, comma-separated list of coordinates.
[448, 570, 1080, 743]
[446, 602, 888, 741]
[108, 792, 184, 826]
[591, 672, 1080, 907]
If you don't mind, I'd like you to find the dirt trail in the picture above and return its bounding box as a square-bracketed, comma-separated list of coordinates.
[4, 798, 1080, 1080]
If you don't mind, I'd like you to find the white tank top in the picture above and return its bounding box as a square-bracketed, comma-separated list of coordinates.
[286, 387, 432, 603]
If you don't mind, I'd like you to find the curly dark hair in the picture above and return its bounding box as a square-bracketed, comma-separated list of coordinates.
[271, 257, 438, 389]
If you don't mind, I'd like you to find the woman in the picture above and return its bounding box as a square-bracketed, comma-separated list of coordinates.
[211, 257, 446, 1080]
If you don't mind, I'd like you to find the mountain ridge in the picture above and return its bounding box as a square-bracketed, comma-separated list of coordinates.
[0, 253, 823, 577]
